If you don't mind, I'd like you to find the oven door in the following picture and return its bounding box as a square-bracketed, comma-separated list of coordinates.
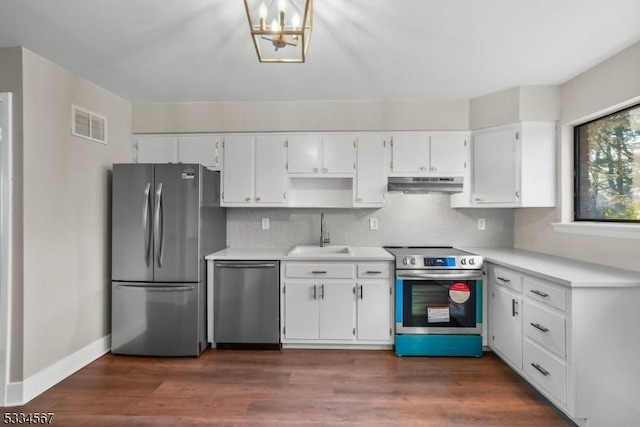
[395, 270, 482, 335]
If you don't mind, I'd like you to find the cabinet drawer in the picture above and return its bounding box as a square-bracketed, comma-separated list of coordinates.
[523, 301, 566, 358]
[524, 339, 567, 405]
[492, 266, 523, 292]
[524, 277, 566, 312]
[284, 263, 354, 279]
[356, 263, 390, 279]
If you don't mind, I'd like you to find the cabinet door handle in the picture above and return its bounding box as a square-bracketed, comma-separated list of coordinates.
[312, 285, 317, 300]
[255, 196, 261, 202]
[313, 167, 318, 173]
[512, 299, 519, 317]
[359, 285, 363, 300]
[245, 197, 251, 202]
[531, 363, 550, 377]
[320, 284, 325, 299]
[530, 323, 549, 333]
[530, 289, 549, 298]
[322, 168, 328, 173]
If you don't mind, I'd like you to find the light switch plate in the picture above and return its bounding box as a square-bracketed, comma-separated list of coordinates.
[262, 218, 269, 230]
[369, 218, 379, 230]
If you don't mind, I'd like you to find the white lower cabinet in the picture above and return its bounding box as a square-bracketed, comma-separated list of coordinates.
[487, 263, 572, 421]
[356, 280, 392, 341]
[281, 261, 393, 347]
[488, 277, 523, 370]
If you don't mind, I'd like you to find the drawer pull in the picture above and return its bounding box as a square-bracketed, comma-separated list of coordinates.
[531, 363, 550, 377]
[365, 270, 382, 274]
[497, 276, 511, 283]
[530, 289, 549, 298]
[311, 271, 327, 274]
[530, 322, 549, 333]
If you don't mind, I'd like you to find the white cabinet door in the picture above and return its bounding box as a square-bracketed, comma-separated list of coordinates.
[430, 135, 467, 174]
[287, 136, 320, 174]
[322, 135, 355, 175]
[356, 281, 391, 341]
[489, 281, 523, 369]
[136, 136, 177, 163]
[222, 135, 254, 204]
[319, 283, 355, 340]
[284, 282, 320, 340]
[472, 126, 519, 204]
[178, 135, 220, 169]
[255, 136, 287, 204]
[354, 136, 387, 206]
[391, 135, 430, 173]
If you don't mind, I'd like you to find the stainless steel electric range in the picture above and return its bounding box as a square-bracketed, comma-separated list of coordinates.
[385, 247, 484, 357]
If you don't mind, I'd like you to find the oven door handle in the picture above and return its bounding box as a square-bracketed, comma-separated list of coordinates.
[396, 271, 482, 281]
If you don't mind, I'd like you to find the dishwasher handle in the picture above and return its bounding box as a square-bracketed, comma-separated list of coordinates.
[215, 262, 277, 269]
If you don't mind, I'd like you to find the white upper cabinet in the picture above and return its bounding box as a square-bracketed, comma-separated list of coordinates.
[177, 135, 221, 170]
[136, 136, 177, 163]
[321, 135, 356, 175]
[255, 135, 288, 204]
[469, 121, 556, 207]
[136, 135, 221, 169]
[287, 134, 355, 176]
[354, 135, 389, 207]
[221, 135, 288, 207]
[390, 134, 430, 174]
[430, 135, 468, 174]
[221, 135, 254, 204]
[390, 133, 468, 176]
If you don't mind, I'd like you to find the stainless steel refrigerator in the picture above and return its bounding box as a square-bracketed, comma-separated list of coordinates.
[111, 163, 226, 356]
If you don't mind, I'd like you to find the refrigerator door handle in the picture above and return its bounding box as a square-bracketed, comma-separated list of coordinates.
[142, 183, 152, 267]
[154, 182, 165, 268]
[116, 284, 195, 292]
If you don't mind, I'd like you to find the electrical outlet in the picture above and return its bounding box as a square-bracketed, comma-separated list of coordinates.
[261, 218, 269, 230]
[369, 218, 379, 230]
[477, 218, 486, 230]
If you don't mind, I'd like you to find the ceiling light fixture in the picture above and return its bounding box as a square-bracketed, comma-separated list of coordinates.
[243, 0, 313, 63]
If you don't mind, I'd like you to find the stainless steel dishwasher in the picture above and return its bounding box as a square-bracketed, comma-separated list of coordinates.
[213, 260, 280, 349]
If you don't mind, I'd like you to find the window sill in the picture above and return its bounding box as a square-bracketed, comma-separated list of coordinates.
[551, 222, 640, 240]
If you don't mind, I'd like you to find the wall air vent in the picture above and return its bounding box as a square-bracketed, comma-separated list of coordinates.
[72, 105, 107, 144]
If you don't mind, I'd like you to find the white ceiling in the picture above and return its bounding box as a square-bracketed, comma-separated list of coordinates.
[1, 0, 639, 103]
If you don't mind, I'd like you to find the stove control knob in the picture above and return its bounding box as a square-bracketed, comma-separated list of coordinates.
[461, 258, 467, 265]
[403, 258, 409, 265]
[410, 258, 416, 265]
[468, 258, 475, 266]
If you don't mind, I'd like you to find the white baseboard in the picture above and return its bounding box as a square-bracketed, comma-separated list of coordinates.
[4, 335, 111, 407]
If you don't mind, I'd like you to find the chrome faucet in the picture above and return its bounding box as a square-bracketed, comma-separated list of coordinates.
[320, 213, 330, 247]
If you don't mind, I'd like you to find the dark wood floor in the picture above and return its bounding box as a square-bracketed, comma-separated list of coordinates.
[10, 349, 573, 426]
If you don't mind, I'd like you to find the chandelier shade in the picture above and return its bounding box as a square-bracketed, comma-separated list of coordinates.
[243, 0, 313, 63]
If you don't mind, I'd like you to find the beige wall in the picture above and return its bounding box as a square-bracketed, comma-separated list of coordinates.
[132, 98, 470, 133]
[15, 49, 133, 380]
[515, 41, 640, 272]
[0, 47, 25, 383]
[469, 85, 561, 130]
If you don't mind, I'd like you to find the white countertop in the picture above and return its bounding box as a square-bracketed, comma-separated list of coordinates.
[464, 247, 640, 288]
[205, 246, 394, 261]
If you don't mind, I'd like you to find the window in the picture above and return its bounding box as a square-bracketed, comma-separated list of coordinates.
[574, 103, 640, 222]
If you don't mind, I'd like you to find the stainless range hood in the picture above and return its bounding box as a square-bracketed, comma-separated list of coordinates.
[387, 176, 464, 194]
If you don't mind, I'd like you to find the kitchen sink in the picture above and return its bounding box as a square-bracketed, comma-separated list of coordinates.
[287, 245, 353, 256]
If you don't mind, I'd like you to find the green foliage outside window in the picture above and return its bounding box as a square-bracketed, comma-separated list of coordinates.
[574, 103, 640, 222]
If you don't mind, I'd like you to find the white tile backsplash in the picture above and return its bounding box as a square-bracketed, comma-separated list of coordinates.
[227, 193, 514, 249]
